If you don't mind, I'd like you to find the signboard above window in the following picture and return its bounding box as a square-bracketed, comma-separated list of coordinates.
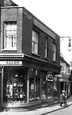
[0, 61, 22, 66]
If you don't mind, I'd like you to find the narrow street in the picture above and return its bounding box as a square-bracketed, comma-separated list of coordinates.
[44, 105, 72, 115]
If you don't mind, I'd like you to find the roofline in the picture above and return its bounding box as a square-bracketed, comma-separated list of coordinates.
[1, 6, 60, 37]
[60, 56, 70, 67]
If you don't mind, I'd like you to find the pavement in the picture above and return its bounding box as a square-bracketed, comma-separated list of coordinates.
[0, 96, 72, 115]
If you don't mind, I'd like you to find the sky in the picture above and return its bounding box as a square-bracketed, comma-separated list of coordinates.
[13, 0, 72, 64]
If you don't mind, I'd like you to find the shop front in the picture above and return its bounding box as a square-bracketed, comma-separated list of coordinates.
[41, 72, 53, 101]
[0, 56, 60, 108]
[0, 58, 42, 108]
[0, 67, 41, 108]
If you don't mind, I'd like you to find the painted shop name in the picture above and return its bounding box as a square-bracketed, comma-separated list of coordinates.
[6, 61, 20, 65]
[0, 61, 22, 66]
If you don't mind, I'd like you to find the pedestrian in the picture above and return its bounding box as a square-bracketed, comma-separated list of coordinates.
[60, 91, 64, 106]
[60, 90, 67, 106]
[63, 90, 67, 106]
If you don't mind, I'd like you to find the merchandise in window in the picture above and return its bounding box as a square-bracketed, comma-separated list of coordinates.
[46, 74, 53, 99]
[4, 22, 17, 50]
[35, 70, 40, 100]
[3, 67, 27, 104]
[53, 77, 57, 98]
[29, 69, 40, 102]
[29, 69, 34, 102]
[47, 81, 53, 99]
[41, 72, 47, 99]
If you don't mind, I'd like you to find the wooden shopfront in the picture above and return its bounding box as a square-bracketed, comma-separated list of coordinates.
[0, 56, 60, 109]
[0, 60, 42, 108]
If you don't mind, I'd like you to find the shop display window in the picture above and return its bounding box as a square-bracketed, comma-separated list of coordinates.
[29, 69, 40, 102]
[53, 77, 58, 98]
[47, 81, 53, 99]
[3, 67, 27, 104]
[41, 72, 54, 100]
[41, 72, 47, 99]
[29, 69, 34, 102]
[47, 74, 53, 99]
[35, 70, 40, 100]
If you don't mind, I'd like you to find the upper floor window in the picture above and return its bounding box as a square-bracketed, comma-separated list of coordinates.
[45, 37, 48, 58]
[32, 30, 38, 54]
[53, 43, 57, 61]
[4, 22, 17, 50]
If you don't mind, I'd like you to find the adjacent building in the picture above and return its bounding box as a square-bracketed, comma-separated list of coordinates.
[0, 0, 61, 109]
[59, 56, 70, 97]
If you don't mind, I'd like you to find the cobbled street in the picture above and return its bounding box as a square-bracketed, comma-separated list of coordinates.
[44, 105, 72, 115]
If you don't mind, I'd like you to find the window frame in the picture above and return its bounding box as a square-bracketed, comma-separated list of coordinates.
[3, 21, 17, 50]
[32, 30, 39, 55]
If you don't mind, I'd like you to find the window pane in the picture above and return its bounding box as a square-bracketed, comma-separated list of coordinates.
[32, 31, 36, 37]
[47, 74, 53, 99]
[32, 36, 36, 42]
[36, 34, 38, 43]
[32, 31, 38, 42]
[13, 36, 16, 47]
[53, 77, 58, 99]
[45, 38, 48, 58]
[7, 36, 11, 48]
[6, 30, 11, 35]
[6, 24, 10, 30]
[53, 52, 56, 61]
[53, 44, 56, 52]
[29, 69, 34, 102]
[53, 43, 56, 61]
[14, 25, 17, 30]
[32, 42, 35, 53]
[35, 43, 38, 54]
[35, 70, 40, 100]
[45, 39, 47, 47]
[47, 81, 53, 99]
[41, 72, 47, 99]
[3, 68, 27, 104]
[45, 48, 47, 58]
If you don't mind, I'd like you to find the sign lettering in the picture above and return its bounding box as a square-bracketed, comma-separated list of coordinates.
[6, 61, 20, 65]
[0, 61, 22, 66]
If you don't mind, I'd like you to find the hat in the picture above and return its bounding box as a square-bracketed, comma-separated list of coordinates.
[62, 90, 65, 93]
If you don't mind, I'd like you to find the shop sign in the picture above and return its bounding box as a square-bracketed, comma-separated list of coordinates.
[46, 74, 53, 81]
[0, 61, 22, 66]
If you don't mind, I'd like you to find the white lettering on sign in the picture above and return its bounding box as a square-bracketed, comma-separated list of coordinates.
[0, 61, 22, 66]
[6, 61, 20, 65]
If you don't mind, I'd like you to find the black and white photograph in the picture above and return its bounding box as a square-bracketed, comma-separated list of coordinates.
[0, 0, 72, 115]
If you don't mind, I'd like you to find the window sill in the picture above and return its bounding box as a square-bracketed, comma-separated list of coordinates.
[44, 57, 49, 60]
[32, 53, 40, 57]
[1, 48, 17, 51]
[52, 60, 57, 63]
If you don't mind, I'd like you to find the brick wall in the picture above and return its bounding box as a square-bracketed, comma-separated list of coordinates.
[0, 7, 23, 52]
[0, 6, 60, 66]
[22, 9, 60, 64]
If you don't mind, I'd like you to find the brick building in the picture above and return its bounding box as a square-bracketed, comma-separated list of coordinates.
[0, 0, 61, 109]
